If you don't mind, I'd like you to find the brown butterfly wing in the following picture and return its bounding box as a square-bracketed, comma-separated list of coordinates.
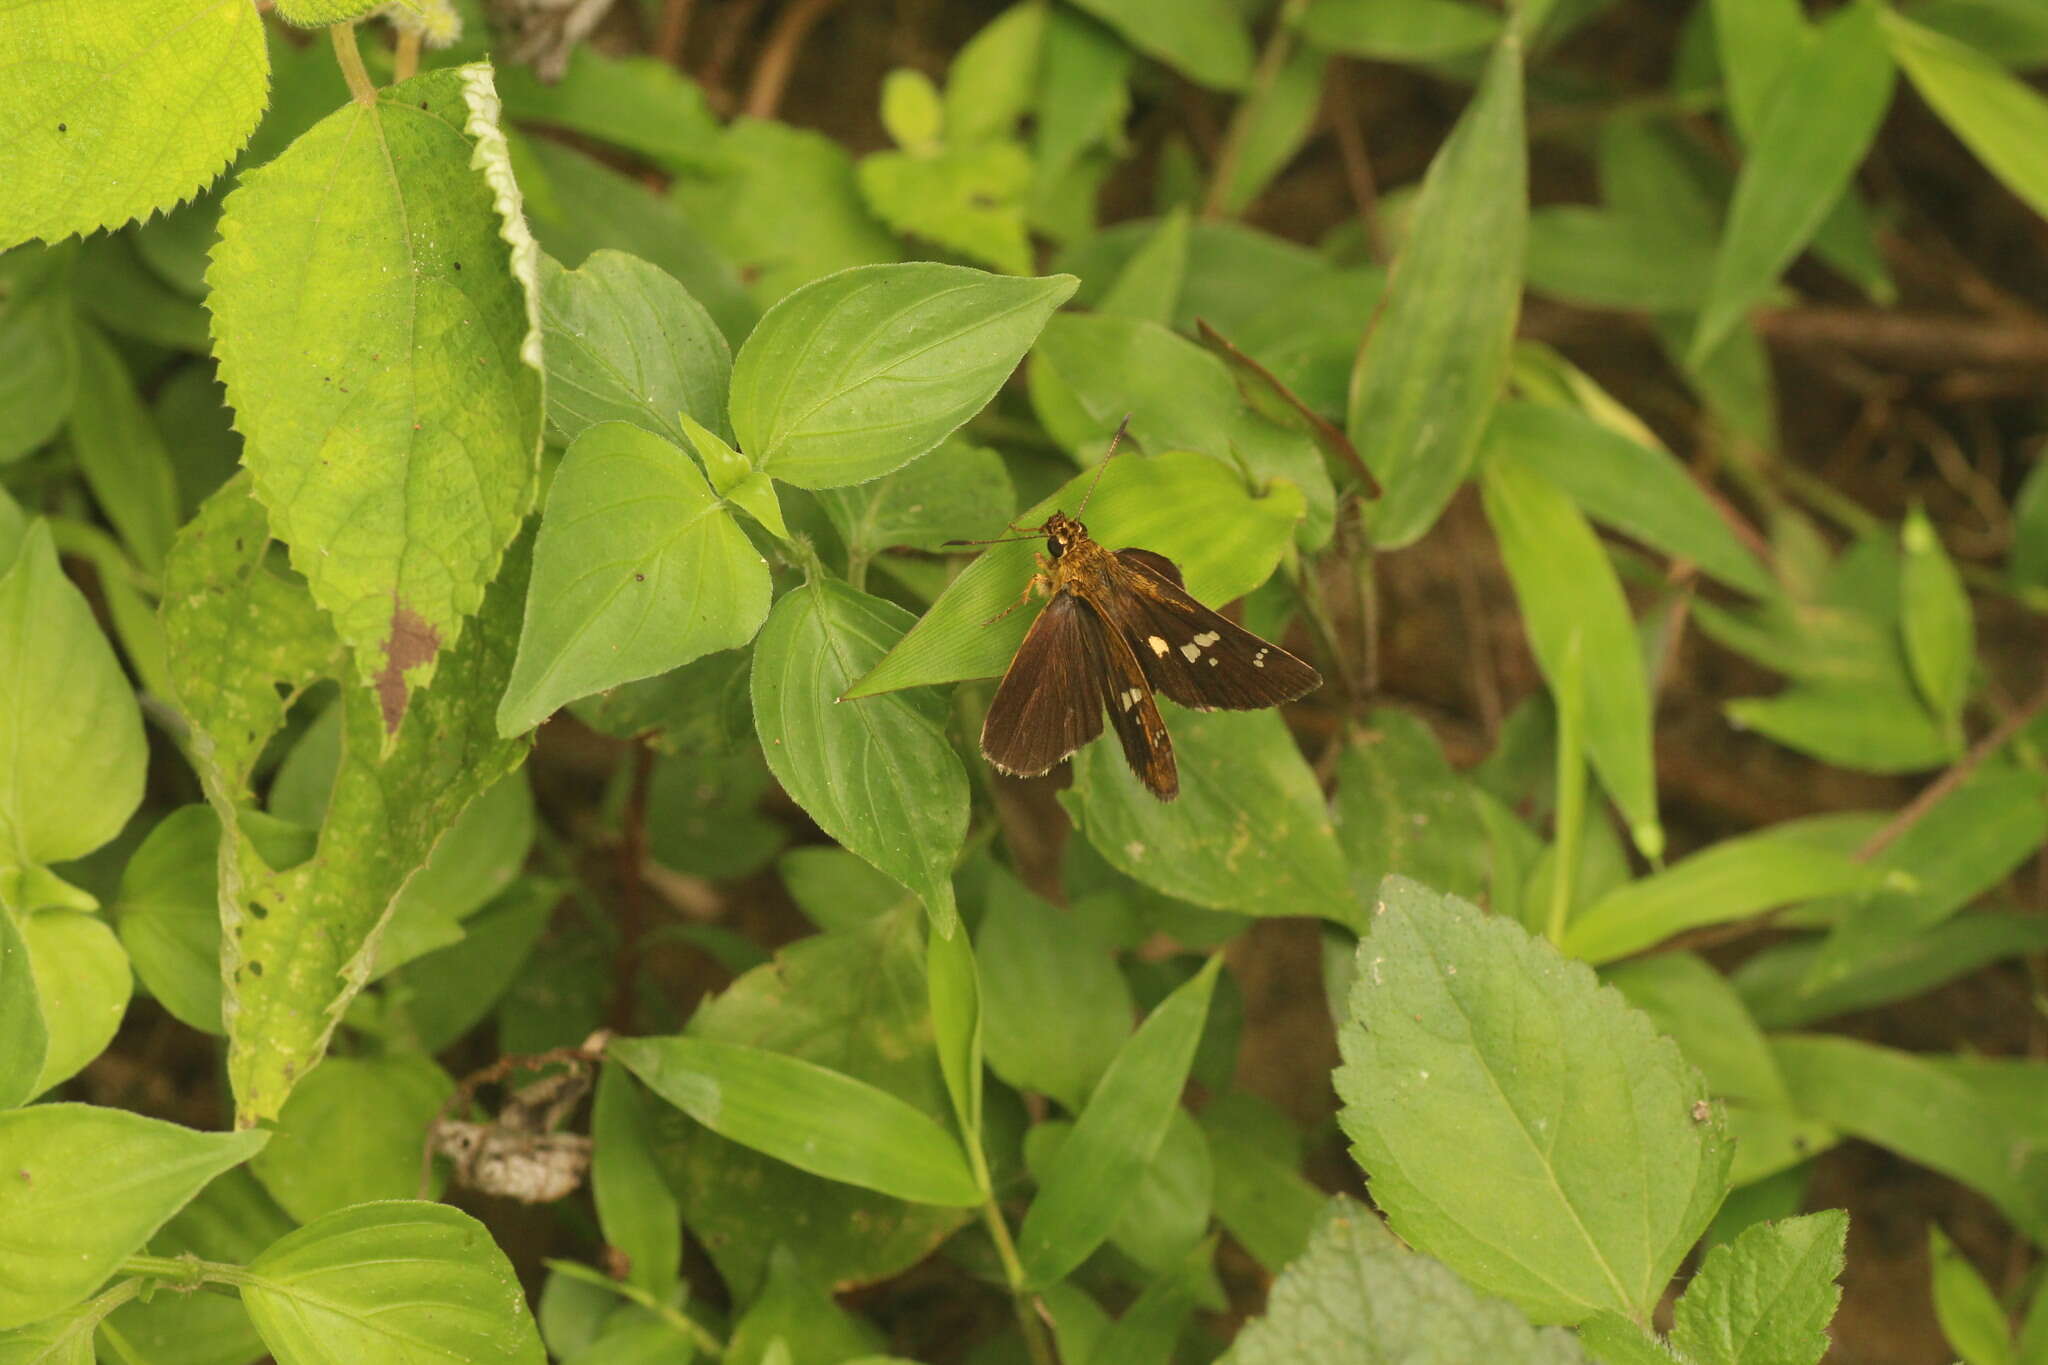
[981, 593, 1103, 778]
[1103, 548, 1321, 711]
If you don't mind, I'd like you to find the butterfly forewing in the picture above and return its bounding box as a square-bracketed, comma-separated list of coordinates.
[1102, 548, 1321, 710]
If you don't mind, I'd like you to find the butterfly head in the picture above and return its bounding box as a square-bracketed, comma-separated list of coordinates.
[1042, 511, 1088, 559]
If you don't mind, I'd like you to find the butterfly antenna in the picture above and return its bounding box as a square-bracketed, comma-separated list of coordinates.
[1074, 413, 1133, 517]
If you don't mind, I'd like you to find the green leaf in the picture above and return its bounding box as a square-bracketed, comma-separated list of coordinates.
[162, 479, 531, 1123]
[108, 806, 226, 1036]
[384, 877, 558, 1053]
[496, 423, 769, 735]
[100, 1165, 286, 1365]
[1736, 913, 2048, 1031]
[849, 450, 1304, 696]
[728, 1249, 884, 1365]
[1773, 1035, 2048, 1244]
[497, 48, 723, 176]
[820, 439, 1016, 568]
[946, 3, 1048, 145]
[0, 1280, 140, 1365]
[1689, 3, 1895, 363]
[1576, 1313, 1683, 1365]
[538, 250, 732, 449]
[752, 577, 968, 934]
[66, 321, 178, 575]
[210, 65, 543, 731]
[1228, 1196, 1591, 1364]
[1488, 401, 1771, 597]
[22, 910, 130, 1096]
[0, 1105, 266, 1331]
[1350, 33, 1525, 546]
[858, 142, 1036, 275]
[248, 1054, 454, 1224]
[977, 869, 1132, 1112]
[1711, 0, 1810, 140]
[1523, 208, 1715, 312]
[1561, 825, 1880, 964]
[1883, 10, 2048, 221]
[1336, 709, 1493, 906]
[1069, 0, 1252, 89]
[0, 911, 43, 1109]
[1726, 678, 1956, 773]
[729, 262, 1075, 488]
[778, 847, 916, 931]
[0, 521, 145, 873]
[1202, 1103, 1327, 1274]
[1296, 0, 1504, 61]
[0, 259, 77, 463]
[1017, 956, 1220, 1287]
[1337, 879, 1731, 1324]
[0, 0, 269, 249]
[881, 69, 947, 152]
[592, 1062, 684, 1297]
[242, 1201, 544, 1365]
[1215, 45, 1327, 215]
[1929, 1226, 2015, 1365]
[1900, 505, 1973, 730]
[613, 1035, 981, 1207]
[1481, 456, 1661, 859]
[925, 912, 983, 1168]
[1063, 708, 1357, 927]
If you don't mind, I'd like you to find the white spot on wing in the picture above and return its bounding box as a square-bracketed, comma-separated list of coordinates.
[1180, 642, 1201, 661]
[1193, 631, 1220, 647]
[1147, 635, 1169, 657]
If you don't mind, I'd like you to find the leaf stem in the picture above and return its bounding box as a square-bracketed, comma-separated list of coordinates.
[394, 27, 423, 83]
[980, 1198, 1058, 1365]
[330, 23, 378, 106]
[1202, 0, 1309, 219]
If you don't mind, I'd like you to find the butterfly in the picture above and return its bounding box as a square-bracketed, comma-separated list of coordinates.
[963, 423, 1321, 801]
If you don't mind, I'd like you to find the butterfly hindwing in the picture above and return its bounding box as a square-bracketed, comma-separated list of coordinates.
[1104, 547, 1322, 710]
[981, 593, 1104, 778]
[1083, 597, 1179, 800]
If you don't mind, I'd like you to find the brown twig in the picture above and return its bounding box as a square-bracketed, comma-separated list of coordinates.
[743, 0, 844, 119]
[653, 0, 695, 65]
[1753, 306, 2048, 372]
[1856, 666, 2048, 864]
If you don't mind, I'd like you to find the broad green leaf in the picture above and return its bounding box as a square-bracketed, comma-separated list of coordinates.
[779, 847, 915, 931]
[614, 1035, 981, 1207]
[67, 322, 178, 571]
[1689, 3, 1895, 363]
[1524, 208, 1715, 312]
[103, 1165, 292, 1365]
[977, 869, 1133, 1112]
[538, 250, 732, 449]
[1883, 10, 2048, 221]
[1061, 217, 1334, 335]
[210, 65, 543, 731]
[0, 911, 42, 1108]
[519, 135, 756, 343]
[384, 877, 558, 1053]
[1929, 1226, 2015, 1365]
[1737, 914, 2048, 1031]
[1032, 9, 1134, 209]
[728, 1250, 884, 1365]
[1104, 1108, 1214, 1275]
[1489, 401, 1771, 596]
[667, 118, 899, 311]
[1228, 1197, 1591, 1364]
[0, 1281, 139, 1365]
[650, 906, 967, 1291]
[1215, 45, 1326, 215]
[1561, 826, 1880, 964]
[0, 522, 145, 874]
[946, 3, 1048, 144]
[1064, 708, 1357, 927]
[1336, 709, 1492, 906]
[0, 1105, 266, 1331]
[111, 805, 231, 1033]
[1350, 33, 1525, 546]
[752, 578, 968, 933]
[1337, 879, 1731, 1324]
[0, 261, 77, 463]
[592, 1063, 683, 1298]
[819, 440, 1016, 571]
[848, 451, 1303, 696]
[1712, 0, 1810, 140]
[248, 1054, 454, 1224]
[1095, 210, 1189, 324]
[0, 0, 269, 249]
[1481, 456, 1661, 858]
[22, 910, 130, 1096]
[1068, 0, 1253, 89]
[162, 479, 530, 1123]
[1297, 0, 1504, 61]
[1202, 1105, 1326, 1273]
[1667, 1212, 1845, 1365]
[242, 1201, 544, 1365]
[1901, 506, 1973, 730]
[1017, 956, 1220, 1286]
[859, 142, 1035, 275]
[497, 48, 723, 175]
[1773, 1035, 2048, 1244]
[496, 423, 769, 735]
[728, 262, 1074, 488]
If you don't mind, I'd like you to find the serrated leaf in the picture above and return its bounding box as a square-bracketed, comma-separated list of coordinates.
[1017, 956, 1220, 1286]
[1228, 1197, 1591, 1364]
[1481, 455, 1661, 859]
[1350, 33, 1524, 545]
[0, 1105, 266, 1331]
[162, 479, 530, 1123]
[729, 262, 1074, 488]
[0, 0, 270, 249]
[1337, 878, 1731, 1324]
[1689, 3, 1895, 363]
[1063, 708, 1357, 928]
[539, 250, 732, 449]
[1883, 10, 2048, 221]
[1668, 1212, 1846, 1365]
[848, 451, 1304, 696]
[614, 1036, 981, 1207]
[496, 423, 769, 735]
[242, 1201, 544, 1365]
[210, 65, 543, 732]
[977, 869, 1132, 1112]
[0, 522, 145, 875]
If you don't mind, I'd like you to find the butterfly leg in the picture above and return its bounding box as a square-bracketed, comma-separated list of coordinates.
[981, 557, 1052, 626]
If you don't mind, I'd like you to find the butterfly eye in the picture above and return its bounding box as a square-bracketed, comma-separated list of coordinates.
[1045, 536, 1064, 559]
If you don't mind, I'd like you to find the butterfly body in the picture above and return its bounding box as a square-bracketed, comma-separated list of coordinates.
[979, 510, 1320, 802]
